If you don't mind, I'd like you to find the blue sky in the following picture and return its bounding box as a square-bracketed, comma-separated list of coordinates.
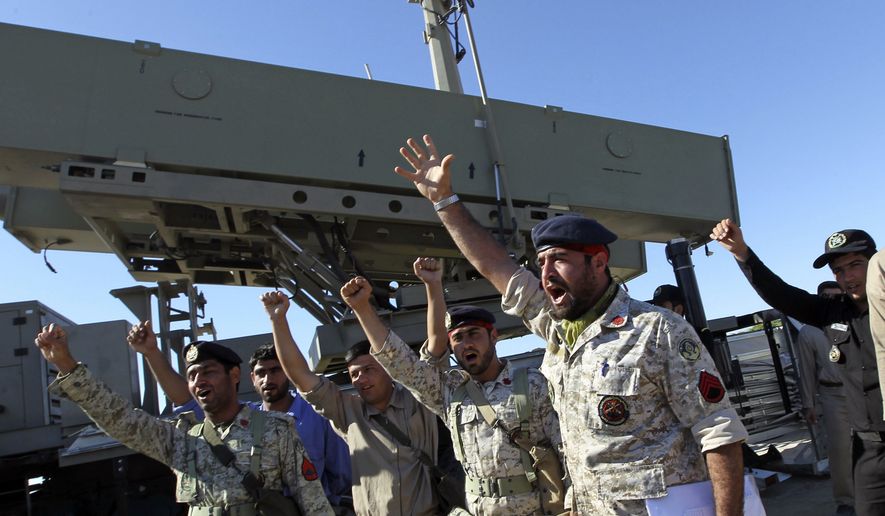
[2, 2, 884, 357]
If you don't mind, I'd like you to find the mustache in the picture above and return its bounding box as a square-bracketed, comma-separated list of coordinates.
[545, 277, 569, 290]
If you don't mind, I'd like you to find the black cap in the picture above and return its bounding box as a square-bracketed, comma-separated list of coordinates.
[531, 215, 617, 252]
[445, 305, 496, 331]
[812, 230, 877, 269]
[651, 284, 684, 306]
[184, 341, 242, 367]
[816, 281, 841, 296]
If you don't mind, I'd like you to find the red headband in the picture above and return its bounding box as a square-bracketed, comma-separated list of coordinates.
[447, 321, 495, 336]
[558, 243, 610, 260]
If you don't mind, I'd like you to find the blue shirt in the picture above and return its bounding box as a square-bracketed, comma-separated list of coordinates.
[174, 391, 352, 504]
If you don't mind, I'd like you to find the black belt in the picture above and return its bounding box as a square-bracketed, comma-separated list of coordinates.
[819, 380, 843, 387]
[854, 431, 885, 442]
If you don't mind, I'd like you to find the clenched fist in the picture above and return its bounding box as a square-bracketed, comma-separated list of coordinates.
[260, 291, 291, 321]
[340, 276, 373, 311]
[34, 323, 77, 374]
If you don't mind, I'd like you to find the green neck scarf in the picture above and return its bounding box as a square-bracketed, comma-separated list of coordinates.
[560, 281, 619, 348]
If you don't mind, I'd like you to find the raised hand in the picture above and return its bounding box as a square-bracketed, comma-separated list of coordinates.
[34, 323, 77, 373]
[340, 276, 373, 311]
[413, 257, 443, 285]
[710, 218, 750, 261]
[393, 134, 455, 204]
[260, 291, 290, 321]
[127, 320, 158, 355]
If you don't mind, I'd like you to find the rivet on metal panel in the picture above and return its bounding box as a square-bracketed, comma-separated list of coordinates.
[132, 40, 161, 56]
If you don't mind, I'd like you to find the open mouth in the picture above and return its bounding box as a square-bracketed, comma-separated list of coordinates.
[197, 388, 211, 400]
[463, 350, 479, 362]
[545, 283, 568, 306]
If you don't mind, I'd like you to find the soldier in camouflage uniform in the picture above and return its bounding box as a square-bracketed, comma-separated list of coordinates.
[34, 323, 332, 515]
[340, 257, 565, 515]
[392, 134, 749, 515]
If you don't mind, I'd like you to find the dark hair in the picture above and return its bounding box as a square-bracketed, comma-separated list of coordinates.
[344, 340, 371, 365]
[817, 280, 842, 296]
[584, 253, 613, 279]
[249, 343, 278, 371]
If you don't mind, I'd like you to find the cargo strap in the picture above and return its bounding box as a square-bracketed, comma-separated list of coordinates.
[464, 473, 534, 498]
[451, 367, 537, 487]
[186, 405, 267, 504]
[369, 413, 440, 474]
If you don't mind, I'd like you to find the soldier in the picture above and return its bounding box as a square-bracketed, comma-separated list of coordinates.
[392, 134, 748, 515]
[795, 281, 853, 512]
[34, 324, 332, 515]
[125, 322, 354, 511]
[869, 251, 885, 412]
[259, 291, 442, 516]
[339, 257, 566, 515]
[650, 284, 685, 317]
[712, 220, 882, 515]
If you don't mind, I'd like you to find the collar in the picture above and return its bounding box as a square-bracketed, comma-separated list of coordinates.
[559, 281, 620, 347]
[556, 286, 631, 351]
[212, 403, 253, 434]
[487, 358, 513, 387]
[599, 287, 631, 329]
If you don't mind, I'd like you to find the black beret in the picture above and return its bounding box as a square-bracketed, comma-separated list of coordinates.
[531, 215, 618, 252]
[445, 305, 496, 331]
[812, 229, 877, 269]
[184, 341, 242, 367]
[651, 284, 684, 306]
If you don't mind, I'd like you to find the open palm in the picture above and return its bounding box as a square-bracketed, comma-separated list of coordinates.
[393, 134, 455, 203]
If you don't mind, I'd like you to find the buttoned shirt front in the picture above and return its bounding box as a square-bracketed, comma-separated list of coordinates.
[50, 365, 331, 514]
[372, 331, 563, 515]
[502, 267, 748, 515]
[175, 391, 352, 504]
[302, 377, 439, 516]
[796, 324, 845, 409]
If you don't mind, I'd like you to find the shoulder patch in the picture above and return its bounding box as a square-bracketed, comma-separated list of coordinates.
[301, 455, 318, 481]
[698, 371, 725, 403]
[678, 339, 701, 361]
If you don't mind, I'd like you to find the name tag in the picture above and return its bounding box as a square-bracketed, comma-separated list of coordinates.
[830, 323, 849, 332]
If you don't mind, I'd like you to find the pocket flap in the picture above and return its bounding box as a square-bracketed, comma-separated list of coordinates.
[592, 463, 667, 500]
[594, 365, 640, 396]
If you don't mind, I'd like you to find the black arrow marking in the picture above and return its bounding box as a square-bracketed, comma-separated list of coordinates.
[358, 150, 366, 167]
[468, 162, 475, 179]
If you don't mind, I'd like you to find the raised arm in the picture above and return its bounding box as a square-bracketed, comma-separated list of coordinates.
[260, 291, 322, 393]
[414, 257, 448, 358]
[341, 276, 450, 417]
[126, 320, 191, 405]
[394, 134, 518, 294]
[35, 324, 177, 466]
[711, 218, 831, 326]
[340, 277, 389, 352]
